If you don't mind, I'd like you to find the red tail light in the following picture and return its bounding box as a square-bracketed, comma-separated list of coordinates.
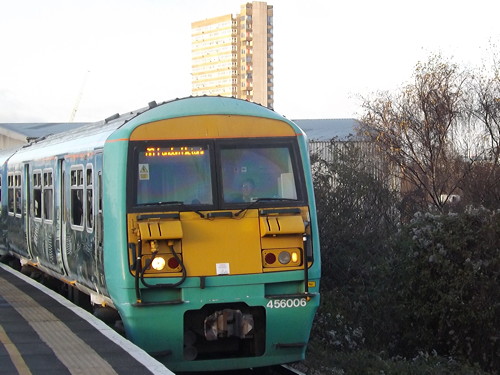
[167, 257, 180, 269]
[264, 253, 276, 265]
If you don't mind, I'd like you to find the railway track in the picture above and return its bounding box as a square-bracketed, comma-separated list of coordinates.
[267, 364, 306, 375]
[179, 364, 306, 375]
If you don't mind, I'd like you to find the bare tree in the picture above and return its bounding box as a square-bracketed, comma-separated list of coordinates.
[360, 55, 470, 212]
[461, 53, 500, 207]
[469, 54, 500, 161]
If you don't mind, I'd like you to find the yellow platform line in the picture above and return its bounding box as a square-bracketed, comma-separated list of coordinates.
[0, 276, 118, 374]
[0, 324, 32, 375]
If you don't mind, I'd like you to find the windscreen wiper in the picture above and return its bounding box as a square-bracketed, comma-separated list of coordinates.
[140, 201, 205, 218]
[235, 197, 298, 217]
[140, 201, 184, 207]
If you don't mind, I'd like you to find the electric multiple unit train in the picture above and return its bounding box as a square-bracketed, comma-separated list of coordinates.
[0, 96, 321, 372]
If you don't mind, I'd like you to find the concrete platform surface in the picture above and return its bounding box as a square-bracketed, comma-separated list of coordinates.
[0, 263, 174, 375]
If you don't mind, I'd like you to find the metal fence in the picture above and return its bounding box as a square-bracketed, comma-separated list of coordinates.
[308, 140, 400, 192]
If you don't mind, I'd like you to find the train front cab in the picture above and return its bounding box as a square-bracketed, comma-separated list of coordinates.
[104, 108, 321, 372]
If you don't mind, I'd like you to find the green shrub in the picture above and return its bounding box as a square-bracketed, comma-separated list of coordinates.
[311, 139, 399, 291]
[302, 344, 489, 375]
[311, 138, 401, 359]
[387, 209, 500, 371]
[312, 140, 499, 372]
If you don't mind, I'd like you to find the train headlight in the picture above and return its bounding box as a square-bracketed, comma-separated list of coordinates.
[278, 251, 291, 265]
[291, 251, 299, 263]
[151, 256, 166, 271]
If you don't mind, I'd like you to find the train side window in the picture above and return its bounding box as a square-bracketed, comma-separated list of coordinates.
[14, 172, 22, 217]
[70, 168, 84, 228]
[86, 166, 93, 230]
[7, 174, 14, 214]
[43, 170, 54, 221]
[33, 171, 42, 219]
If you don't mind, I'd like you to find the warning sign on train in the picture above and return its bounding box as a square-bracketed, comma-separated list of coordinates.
[139, 164, 150, 180]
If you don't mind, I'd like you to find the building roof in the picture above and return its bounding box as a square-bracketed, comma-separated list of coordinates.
[0, 122, 89, 141]
[292, 118, 362, 141]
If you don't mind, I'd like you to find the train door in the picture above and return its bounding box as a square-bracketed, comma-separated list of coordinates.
[60, 155, 99, 289]
[6, 167, 26, 255]
[59, 158, 70, 276]
[60, 157, 85, 282]
[93, 152, 107, 293]
[24, 163, 33, 259]
[56, 158, 68, 275]
[28, 164, 58, 270]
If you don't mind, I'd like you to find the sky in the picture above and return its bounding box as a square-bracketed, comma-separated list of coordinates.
[1, 0, 499, 123]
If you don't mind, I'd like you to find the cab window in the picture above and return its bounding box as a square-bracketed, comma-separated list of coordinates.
[220, 145, 299, 203]
[135, 145, 213, 206]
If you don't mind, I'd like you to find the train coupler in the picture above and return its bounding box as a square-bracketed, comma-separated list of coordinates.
[203, 309, 254, 341]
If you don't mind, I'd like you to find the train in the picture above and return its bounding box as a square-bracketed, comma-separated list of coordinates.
[0, 96, 321, 372]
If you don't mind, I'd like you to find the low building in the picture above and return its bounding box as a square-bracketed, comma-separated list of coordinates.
[295, 118, 399, 191]
[0, 123, 88, 150]
[293, 118, 363, 162]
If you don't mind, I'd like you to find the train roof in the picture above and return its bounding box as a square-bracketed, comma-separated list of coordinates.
[5, 97, 302, 164]
[0, 146, 19, 166]
[107, 96, 298, 141]
[7, 110, 141, 164]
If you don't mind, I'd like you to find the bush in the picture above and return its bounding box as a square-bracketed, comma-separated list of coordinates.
[311, 141, 499, 373]
[311, 139, 399, 291]
[311, 138, 401, 357]
[301, 344, 489, 375]
[387, 209, 500, 371]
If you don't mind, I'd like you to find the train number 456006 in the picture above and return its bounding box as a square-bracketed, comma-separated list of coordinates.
[266, 298, 307, 309]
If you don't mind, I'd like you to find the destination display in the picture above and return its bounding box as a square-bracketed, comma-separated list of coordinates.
[144, 146, 206, 157]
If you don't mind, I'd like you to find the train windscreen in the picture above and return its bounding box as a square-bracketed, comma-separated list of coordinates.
[220, 146, 298, 203]
[135, 145, 213, 206]
[130, 139, 303, 209]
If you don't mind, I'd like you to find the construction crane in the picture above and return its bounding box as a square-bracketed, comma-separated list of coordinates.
[69, 70, 90, 122]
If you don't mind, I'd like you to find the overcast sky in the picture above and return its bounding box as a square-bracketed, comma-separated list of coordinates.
[1, 0, 499, 123]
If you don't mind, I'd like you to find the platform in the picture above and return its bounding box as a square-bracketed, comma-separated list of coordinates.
[0, 263, 174, 374]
